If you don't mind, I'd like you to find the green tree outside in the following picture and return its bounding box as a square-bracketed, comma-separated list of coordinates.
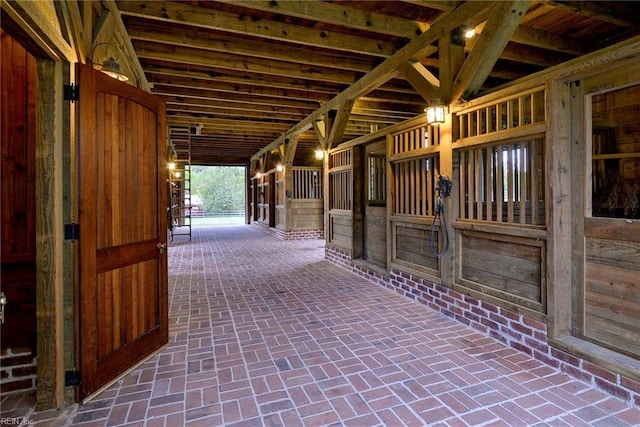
[191, 166, 245, 215]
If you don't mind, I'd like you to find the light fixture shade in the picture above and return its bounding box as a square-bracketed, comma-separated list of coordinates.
[425, 105, 445, 126]
[315, 149, 325, 160]
[100, 57, 129, 81]
[276, 164, 284, 172]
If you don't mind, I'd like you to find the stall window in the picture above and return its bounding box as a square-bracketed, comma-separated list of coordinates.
[591, 84, 640, 219]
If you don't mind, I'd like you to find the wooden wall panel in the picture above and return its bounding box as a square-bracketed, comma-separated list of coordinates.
[328, 214, 351, 249]
[291, 200, 323, 230]
[457, 229, 545, 313]
[584, 237, 640, 358]
[364, 206, 386, 266]
[0, 29, 37, 350]
[393, 224, 438, 272]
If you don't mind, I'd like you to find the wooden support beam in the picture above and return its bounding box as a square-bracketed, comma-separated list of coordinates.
[102, 0, 150, 90]
[55, 1, 84, 63]
[312, 119, 327, 149]
[35, 59, 65, 411]
[226, 0, 427, 39]
[399, 60, 440, 103]
[129, 28, 378, 73]
[117, 0, 400, 57]
[134, 41, 360, 85]
[545, 0, 640, 28]
[327, 101, 355, 150]
[438, 29, 465, 104]
[284, 135, 299, 167]
[251, 0, 493, 161]
[1, 0, 75, 61]
[452, 1, 531, 101]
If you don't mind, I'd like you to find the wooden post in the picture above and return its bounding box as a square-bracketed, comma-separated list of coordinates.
[35, 59, 65, 410]
[352, 146, 364, 259]
[438, 115, 455, 287]
[546, 79, 573, 339]
[283, 136, 297, 233]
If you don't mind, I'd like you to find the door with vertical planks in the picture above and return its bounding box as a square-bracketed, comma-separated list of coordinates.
[77, 64, 168, 400]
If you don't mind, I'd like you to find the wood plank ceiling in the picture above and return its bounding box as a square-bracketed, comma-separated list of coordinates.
[111, 0, 640, 166]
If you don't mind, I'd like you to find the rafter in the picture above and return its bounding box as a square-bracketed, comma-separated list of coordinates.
[134, 40, 361, 85]
[127, 26, 379, 73]
[117, 0, 401, 57]
[452, 1, 531, 101]
[225, 0, 428, 39]
[251, 0, 492, 160]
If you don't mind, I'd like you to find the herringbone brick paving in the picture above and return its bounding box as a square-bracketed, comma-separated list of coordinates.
[2, 225, 639, 426]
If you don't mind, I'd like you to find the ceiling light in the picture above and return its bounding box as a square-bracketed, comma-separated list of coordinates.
[464, 27, 476, 38]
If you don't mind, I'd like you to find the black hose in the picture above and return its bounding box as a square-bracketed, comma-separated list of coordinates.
[429, 196, 449, 257]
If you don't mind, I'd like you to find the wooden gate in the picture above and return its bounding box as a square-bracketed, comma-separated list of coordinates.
[77, 64, 168, 399]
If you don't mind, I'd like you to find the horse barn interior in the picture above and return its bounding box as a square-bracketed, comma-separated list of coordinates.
[1, 0, 640, 422]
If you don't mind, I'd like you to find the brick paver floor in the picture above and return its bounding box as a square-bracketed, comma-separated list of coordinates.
[2, 225, 639, 426]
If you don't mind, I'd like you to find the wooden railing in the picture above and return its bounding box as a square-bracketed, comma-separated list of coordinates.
[292, 167, 322, 200]
[329, 149, 352, 211]
[458, 138, 545, 226]
[390, 124, 441, 217]
[456, 88, 545, 139]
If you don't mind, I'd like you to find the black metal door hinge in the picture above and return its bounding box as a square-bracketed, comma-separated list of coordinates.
[65, 370, 81, 387]
[64, 84, 79, 102]
[64, 223, 80, 240]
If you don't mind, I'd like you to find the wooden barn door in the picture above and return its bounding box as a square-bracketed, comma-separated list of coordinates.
[0, 29, 37, 352]
[363, 141, 387, 268]
[574, 65, 640, 360]
[77, 64, 168, 400]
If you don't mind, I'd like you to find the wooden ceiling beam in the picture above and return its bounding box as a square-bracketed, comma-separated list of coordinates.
[151, 86, 322, 109]
[127, 26, 379, 73]
[166, 108, 302, 125]
[166, 104, 309, 120]
[251, 0, 493, 160]
[162, 97, 314, 116]
[148, 76, 336, 103]
[117, 0, 400, 57]
[402, 1, 462, 12]
[133, 40, 361, 85]
[453, 1, 531, 101]
[544, 0, 640, 28]
[466, 32, 573, 67]
[142, 63, 347, 95]
[226, 0, 427, 39]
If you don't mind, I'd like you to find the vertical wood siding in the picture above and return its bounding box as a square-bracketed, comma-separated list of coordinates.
[0, 29, 37, 350]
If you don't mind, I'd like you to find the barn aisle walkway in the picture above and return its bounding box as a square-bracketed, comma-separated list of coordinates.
[4, 225, 639, 426]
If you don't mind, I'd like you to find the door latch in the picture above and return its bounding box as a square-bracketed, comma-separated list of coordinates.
[0, 292, 7, 324]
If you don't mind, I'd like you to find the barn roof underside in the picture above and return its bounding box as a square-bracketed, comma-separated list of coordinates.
[108, 0, 640, 165]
